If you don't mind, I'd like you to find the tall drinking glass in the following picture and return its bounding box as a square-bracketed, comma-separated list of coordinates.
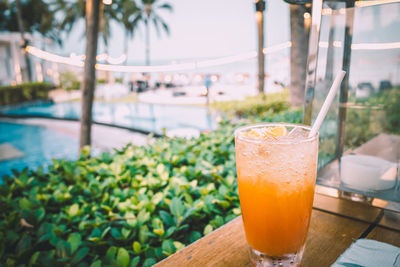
[235, 123, 319, 267]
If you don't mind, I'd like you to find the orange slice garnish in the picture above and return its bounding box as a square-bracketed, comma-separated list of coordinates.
[241, 126, 287, 139]
[263, 126, 287, 138]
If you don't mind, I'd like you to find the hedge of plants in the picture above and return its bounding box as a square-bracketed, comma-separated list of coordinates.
[0, 109, 302, 267]
[0, 82, 55, 106]
[311, 86, 400, 168]
[59, 72, 81, 91]
[211, 91, 290, 118]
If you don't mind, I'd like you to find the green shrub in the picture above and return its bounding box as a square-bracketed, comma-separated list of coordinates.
[59, 71, 81, 91]
[0, 82, 55, 106]
[212, 91, 290, 118]
[0, 109, 301, 266]
[343, 86, 400, 149]
[97, 78, 107, 84]
[372, 87, 400, 134]
[315, 86, 400, 168]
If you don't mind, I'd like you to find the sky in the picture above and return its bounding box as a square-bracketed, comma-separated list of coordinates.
[60, 0, 291, 64]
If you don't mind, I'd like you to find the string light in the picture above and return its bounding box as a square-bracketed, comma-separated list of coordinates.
[263, 41, 291, 54]
[106, 54, 127, 64]
[26, 46, 84, 67]
[318, 41, 400, 50]
[352, 42, 400, 50]
[355, 0, 398, 7]
[26, 40, 400, 73]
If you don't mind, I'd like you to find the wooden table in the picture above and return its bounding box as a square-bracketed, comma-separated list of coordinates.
[155, 193, 400, 267]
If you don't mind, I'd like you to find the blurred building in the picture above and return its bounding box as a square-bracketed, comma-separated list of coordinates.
[0, 32, 56, 86]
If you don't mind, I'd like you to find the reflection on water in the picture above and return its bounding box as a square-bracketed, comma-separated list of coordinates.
[0, 122, 79, 178]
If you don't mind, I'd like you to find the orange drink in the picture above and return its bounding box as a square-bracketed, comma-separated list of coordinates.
[235, 123, 318, 266]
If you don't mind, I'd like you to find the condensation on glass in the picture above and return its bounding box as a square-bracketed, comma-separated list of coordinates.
[304, 0, 400, 205]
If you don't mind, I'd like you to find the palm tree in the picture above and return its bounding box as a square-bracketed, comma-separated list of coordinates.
[51, 0, 85, 34]
[51, 0, 141, 148]
[255, 0, 266, 95]
[51, 0, 116, 50]
[285, 0, 311, 107]
[289, 4, 308, 107]
[117, 0, 140, 64]
[134, 0, 173, 66]
[14, 0, 35, 82]
[80, 0, 101, 149]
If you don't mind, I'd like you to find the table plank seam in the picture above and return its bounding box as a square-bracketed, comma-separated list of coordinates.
[358, 209, 384, 239]
[312, 206, 379, 225]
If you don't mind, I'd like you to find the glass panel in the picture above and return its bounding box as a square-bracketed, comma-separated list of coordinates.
[312, 1, 400, 202]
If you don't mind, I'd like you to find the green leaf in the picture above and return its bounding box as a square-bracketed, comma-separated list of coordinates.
[233, 208, 241, 215]
[214, 216, 224, 227]
[181, 207, 196, 223]
[55, 240, 70, 259]
[16, 233, 32, 256]
[71, 247, 89, 265]
[156, 163, 166, 174]
[203, 224, 213, 235]
[124, 212, 136, 227]
[151, 192, 164, 205]
[19, 198, 33, 210]
[130, 256, 140, 267]
[165, 226, 176, 237]
[68, 203, 79, 217]
[143, 258, 156, 267]
[137, 210, 150, 225]
[189, 231, 202, 243]
[169, 197, 185, 218]
[117, 247, 130, 267]
[35, 208, 46, 222]
[133, 241, 141, 254]
[80, 145, 91, 158]
[159, 210, 174, 226]
[161, 239, 175, 256]
[89, 228, 102, 241]
[111, 228, 122, 240]
[139, 225, 150, 244]
[121, 228, 131, 239]
[218, 185, 229, 196]
[29, 251, 40, 265]
[215, 200, 230, 209]
[153, 228, 164, 236]
[173, 241, 185, 251]
[101, 226, 111, 239]
[151, 217, 164, 230]
[67, 232, 82, 254]
[105, 246, 117, 263]
[90, 260, 102, 267]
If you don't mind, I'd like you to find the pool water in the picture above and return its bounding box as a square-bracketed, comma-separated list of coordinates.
[0, 122, 79, 178]
[0, 101, 217, 179]
[0, 102, 217, 134]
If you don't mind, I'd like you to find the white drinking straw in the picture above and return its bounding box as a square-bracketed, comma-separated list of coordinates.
[308, 70, 346, 138]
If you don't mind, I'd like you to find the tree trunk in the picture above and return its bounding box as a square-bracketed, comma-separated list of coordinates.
[325, 3, 337, 82]
[124, 29, 129, 65]
[145, 19, 150, 66]
[15, 0, 32, 82]
[256, 10, 265, 95]
[289, 4, 308, 108]
[80, 0, 101, 150]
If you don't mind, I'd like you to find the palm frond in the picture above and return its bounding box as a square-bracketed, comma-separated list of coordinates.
[157, 3, 173, 12]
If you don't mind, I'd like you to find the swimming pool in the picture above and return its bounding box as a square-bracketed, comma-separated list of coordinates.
[0, 121, 79, 178]
[0, 101, 217, 134]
